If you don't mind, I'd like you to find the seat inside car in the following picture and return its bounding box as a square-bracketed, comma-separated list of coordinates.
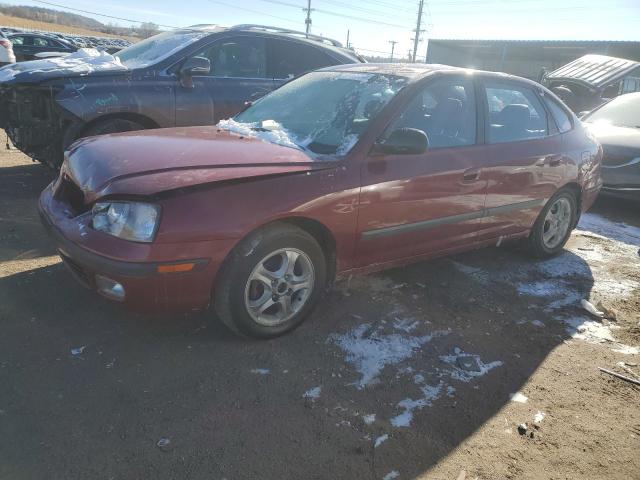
[492, 103, 531, 142]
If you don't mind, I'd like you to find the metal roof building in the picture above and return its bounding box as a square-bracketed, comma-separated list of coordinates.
[425, 39, 640, 81]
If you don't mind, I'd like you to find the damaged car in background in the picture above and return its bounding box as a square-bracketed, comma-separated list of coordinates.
[39, 64, 602, 339]
[582, 92, 640, 202]
[542, 54, 640, 114]
[0, 24, 363, 168]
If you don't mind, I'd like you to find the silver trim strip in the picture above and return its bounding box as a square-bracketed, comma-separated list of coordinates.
[361, 198, 545, 240]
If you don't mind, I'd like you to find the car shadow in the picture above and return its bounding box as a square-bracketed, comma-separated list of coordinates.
[0, 161, 57, 262]
[0, 240, 596, 479]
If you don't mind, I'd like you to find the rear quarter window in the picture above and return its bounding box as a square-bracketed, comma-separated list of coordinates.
[543, 95, 573, 133]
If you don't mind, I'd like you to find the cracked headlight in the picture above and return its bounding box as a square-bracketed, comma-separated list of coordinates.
[92, 201, 160, 243]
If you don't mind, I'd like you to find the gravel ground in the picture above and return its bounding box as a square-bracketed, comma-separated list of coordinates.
[1, 148, 639, 480]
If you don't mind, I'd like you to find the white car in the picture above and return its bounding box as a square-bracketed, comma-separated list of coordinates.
[0, 31, 16, 67]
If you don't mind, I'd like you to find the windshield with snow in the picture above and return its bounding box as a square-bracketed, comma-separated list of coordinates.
[229, 71, 408, 155]
[114, 30, 208, 69]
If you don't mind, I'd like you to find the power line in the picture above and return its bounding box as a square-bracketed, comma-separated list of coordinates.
[318, 0, 414, 22]
[205, 0, 301, 26]
[253, 0, 410, 29]
[28, 0, 179, 28]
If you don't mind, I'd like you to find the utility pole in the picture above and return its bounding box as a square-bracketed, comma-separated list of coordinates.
[411, 0, 425, 63]
[346, 29, 350, 48]
[389, 40, 398, 63]
[303, 0, 313, 37]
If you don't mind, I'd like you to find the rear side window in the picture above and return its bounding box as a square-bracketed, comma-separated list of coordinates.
[269, 39, 336, 79]
[195, 36, 267, 79]
[393, 77, 476, 149]
[543, 96, 572, 133]
[485, 82, 548, 144]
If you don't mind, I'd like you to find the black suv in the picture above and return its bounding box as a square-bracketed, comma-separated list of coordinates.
[0, 24, 364, 167]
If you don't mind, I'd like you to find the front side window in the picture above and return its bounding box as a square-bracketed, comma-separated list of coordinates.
[195, 36, 267, 79]
[392, 77, 476, 148]
[33, 37, 53, 47]
[229, 71, 408, 155]
[269, 39, 335, 79]
[485, 82, 548, 143]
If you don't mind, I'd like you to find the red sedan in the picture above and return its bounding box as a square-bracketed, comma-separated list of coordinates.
[39, 64, 602, 338]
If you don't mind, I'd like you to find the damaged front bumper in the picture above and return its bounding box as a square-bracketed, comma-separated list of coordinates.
[38, 180, 225, 314]
[0, 84, 69, 167]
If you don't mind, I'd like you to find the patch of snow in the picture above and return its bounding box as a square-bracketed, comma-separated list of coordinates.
[578, 213, 640, 247]
[250, 368, 270, 375]
[0, 48, 125, 82]
[303, 386, 321, 399]
[531, 320, 545, 328]
[217, 118, 309, 151]
[70, 346, 86, 356]
[393, 317, 419, 333]
[329, 324, 443, 388]
[439, 350, 503, 382]
[563, 316, 616, 343]
[534, 411, 546, 424]
[390, 382, 444, 428]
[413, 373, 425, 384]
[374, 434, 388, 447]
[363, 414, 376, 425]
[383, 470, 400, 480]
[611, 345, 639, 355]
[446, 385, 456, 397]
[510, 392, 528, 403]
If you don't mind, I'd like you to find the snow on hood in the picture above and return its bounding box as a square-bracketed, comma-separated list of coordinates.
[217, 118, 310, 152]
[217, 118, 360, 156]
[0, 48, 127, 83]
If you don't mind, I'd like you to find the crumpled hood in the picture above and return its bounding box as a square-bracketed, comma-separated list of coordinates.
[0, 48, 127, 85]
[65, 126, 333, 201]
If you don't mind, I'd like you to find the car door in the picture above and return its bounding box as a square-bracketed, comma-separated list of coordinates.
[356, 75, 488, 266]
[477, 79, 565, 241]
[174, 35, 273, 126]
[9, 35, 32, 61]
[267, 38, 342, 89]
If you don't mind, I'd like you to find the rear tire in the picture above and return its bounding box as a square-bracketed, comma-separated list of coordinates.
[83, 118, 145, 138]
[526, 189, 577, 258]
[214, 223, 327, 339]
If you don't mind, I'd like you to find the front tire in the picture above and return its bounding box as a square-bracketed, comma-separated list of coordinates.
[527, 189, 577, 258]
[214, 223, 327, 339]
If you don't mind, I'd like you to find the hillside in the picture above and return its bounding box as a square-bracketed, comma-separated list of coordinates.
[0, 13, 137, 40]
[0, 4, 103, 30]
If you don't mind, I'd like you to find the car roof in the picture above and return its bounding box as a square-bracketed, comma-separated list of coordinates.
[180, 24, 364, 63]
[319, 62, 534, 84]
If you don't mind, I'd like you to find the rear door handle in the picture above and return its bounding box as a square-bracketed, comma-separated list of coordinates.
[462, 168, 481, 182]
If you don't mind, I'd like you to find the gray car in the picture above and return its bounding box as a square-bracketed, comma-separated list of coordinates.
[582, 92, 640, 202]
[0, 24, 363, 168]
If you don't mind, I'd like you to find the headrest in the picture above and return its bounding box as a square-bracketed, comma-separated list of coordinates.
[498, 104, 530, 126]
[436, 97, 463, 116]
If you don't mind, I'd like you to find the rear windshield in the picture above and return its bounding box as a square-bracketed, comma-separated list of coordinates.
[114, 30, 208, 69]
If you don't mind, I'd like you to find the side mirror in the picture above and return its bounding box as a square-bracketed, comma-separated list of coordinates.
[578, 110, 591, 119]
[180, 56, 210, 88]
[372, 128, 428, 155]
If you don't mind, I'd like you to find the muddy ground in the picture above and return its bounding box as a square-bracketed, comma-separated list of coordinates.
[1, 147, 639, 480]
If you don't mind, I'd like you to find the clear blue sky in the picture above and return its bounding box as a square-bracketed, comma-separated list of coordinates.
[4, 0, 640, 60]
